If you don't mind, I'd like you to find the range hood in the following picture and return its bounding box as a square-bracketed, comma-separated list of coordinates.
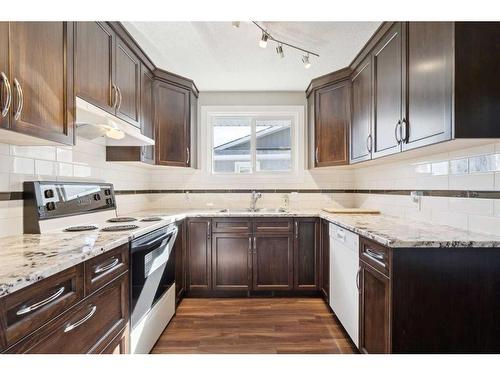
[75, 97, 154, 146]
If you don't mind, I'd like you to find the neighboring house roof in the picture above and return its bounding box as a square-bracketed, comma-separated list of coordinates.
[214, 125, 289, 151]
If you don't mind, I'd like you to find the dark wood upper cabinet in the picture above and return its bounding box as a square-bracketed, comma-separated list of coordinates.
[114, 37, 140, 127]
[293, 218, 319, 291]
[2, 22, 74, 145]
[403, 22, 453, 150]
[350, 56, 372, 163]
[186, 218, 211, 292]
[212, 233, 252, 291]
[372, 22, 405, 159]
[75, 22, 115, 113]
[359, 260, 391, 354]
[0, 22, 9, 130]
[314, 79, 350, 167]
[155, 81, 190, 167]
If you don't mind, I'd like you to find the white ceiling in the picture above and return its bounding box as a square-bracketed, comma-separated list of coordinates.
[124, 21, 381, 91]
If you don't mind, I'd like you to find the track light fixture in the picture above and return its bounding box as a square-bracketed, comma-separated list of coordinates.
[302, 54, 312, 69]
[276, 44, 284, 58]
[251, 21, 319, 68]
[259, 31, 269, 48]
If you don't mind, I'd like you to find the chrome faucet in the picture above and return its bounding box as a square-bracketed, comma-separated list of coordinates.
[249, 191, 262, 212]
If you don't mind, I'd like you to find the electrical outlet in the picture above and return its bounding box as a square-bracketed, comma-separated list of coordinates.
[411, 191, 423, 210]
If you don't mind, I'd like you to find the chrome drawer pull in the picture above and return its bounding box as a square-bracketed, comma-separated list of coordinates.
[13, 78, 23, 121]
[365, 248, 385, 267]
[94, 257, 119, 274]
[356, 267, 361, 291]
[16, 286, 65, 316]
[64, 305, 97, 333]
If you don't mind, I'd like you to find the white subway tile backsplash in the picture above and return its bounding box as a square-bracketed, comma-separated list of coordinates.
[11, 157, 35, 175]
[449, 173, 495, 191]
[35, 160, 56, 176]
[57, 162, 73, 177]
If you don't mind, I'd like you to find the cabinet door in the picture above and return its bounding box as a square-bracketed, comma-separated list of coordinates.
[75, 22, 115, 113]
[320, 219, 330, 300]
[9, 22, 74, 145]
[314, 80, 350, 167]
[359, 261, 391, 354]
[155, 81, 190, 167]
[189, 91, 197, 168]
[403, 22, 453, 151]
[115, 37, 140, 127]
[253, 233, 294, 291]
[174, 221, 186, 304]
[350, 57, 372, 163]
[0, 22, 9, 130]
[187, 219, 211, 291]
[372, 22, 404, 159]
[140, 66, 155, 164]
[212, 233, 252, 291]
[294, 218, 319, 291]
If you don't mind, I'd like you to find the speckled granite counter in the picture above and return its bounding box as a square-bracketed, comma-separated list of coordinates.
[1, 208, 500, 297]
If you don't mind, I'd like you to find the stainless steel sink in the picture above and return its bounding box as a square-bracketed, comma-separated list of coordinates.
[218, 208, 287, 213]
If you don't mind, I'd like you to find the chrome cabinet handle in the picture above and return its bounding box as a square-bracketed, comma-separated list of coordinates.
[13, 78, 23, 121]
[315, 147, 319, 164]
[16, 286, 65, 316]
[111, 84, 118, 109]
[64, 305, 97, 333]
[248, 236, 252, 252]
[1, 72, 12, 118]
[94, 257, 119, 274]
[401, 118, 407, 143]
[356, 267, 361, 291]
[394, 120, 401, 143]
[295, 221, 299, 239]
[116, 86, 122, 111]
[366, 134, 371, 153]
[186, 147, 190, 165]
[207, 221, 211, 240]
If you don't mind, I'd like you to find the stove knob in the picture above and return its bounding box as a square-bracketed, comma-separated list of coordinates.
[44, 189, 54, 198]
[93, 193, 101, 201]
[104, 189, 111, 196]
[106, 198, 113, 205]
[46, 202, 56, 211]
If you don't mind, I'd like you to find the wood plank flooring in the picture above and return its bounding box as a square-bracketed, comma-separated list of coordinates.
[151, 298, 357, 354]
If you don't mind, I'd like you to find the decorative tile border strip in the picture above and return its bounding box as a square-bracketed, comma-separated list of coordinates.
[2, 189, 500, 201]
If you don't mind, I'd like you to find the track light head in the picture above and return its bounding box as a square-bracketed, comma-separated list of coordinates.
[276, 44, 284, 58]
[302, 54, 312, 69]
[259, 32, 269, 48]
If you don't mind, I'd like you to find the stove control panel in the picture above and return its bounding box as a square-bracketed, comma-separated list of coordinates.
[24, 181, 116, 221]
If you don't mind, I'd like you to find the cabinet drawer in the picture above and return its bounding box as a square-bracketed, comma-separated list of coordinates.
[254, 218, 293, 233]
[84, 244, 129, 295]
[1, 265, 84, 348]
[8, 273, 129, 354]
[359, 237, 391, 276]
[212, 218, 252, 233]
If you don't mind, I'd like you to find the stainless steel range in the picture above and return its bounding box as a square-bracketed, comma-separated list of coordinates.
[23, 181, 179, 354]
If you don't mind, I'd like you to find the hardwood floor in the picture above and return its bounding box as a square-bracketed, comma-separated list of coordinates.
[151, 298, 357, 354]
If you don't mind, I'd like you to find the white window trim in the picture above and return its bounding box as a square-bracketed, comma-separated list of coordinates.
[200, 105, 305, 183]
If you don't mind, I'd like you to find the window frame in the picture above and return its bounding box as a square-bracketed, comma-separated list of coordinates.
[202, 106, 304, 179]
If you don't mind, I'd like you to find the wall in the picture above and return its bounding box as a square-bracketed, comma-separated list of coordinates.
[0, 137, 153, 236]
[354, 142, 500, 235]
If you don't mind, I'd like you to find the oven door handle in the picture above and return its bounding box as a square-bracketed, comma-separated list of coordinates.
[132, 227, 178, 253]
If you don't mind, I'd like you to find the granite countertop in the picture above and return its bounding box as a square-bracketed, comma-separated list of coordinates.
[1, 208, 499, 297]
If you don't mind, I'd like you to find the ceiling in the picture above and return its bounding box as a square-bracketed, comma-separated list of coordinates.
[124, 21, 381, 91]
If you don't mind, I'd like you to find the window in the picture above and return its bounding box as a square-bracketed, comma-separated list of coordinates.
[212, 116, 293, 174]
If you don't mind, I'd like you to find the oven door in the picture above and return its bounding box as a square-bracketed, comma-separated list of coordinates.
[130, 225, 178, 328]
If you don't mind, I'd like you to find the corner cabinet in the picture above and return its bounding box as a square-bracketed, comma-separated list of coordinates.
[0, 22, 74, 145]
[155, 80, 192, 167]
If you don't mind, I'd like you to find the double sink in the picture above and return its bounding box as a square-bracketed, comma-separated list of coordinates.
[218, 208, 288, 213]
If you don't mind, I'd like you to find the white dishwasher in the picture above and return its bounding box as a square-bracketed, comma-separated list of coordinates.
[329, 223, 359, 348]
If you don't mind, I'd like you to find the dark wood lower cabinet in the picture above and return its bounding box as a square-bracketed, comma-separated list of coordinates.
[212, 233, 252, 291]
[320, 219, 330, 301]
[253, 233, 294, 291]
[101, 325, 129, 354]
[359, 260, 391, 354]
[294, 218, 319, 291]
[186, 218, 212, 292]
[174, 220, 186, 305]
